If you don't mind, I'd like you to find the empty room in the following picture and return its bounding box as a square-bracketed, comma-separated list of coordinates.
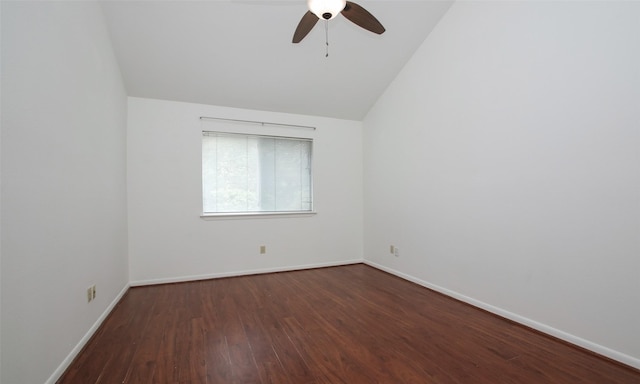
[1, 0, 639, 383]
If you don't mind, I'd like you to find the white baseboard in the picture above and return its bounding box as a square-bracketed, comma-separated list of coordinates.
[45, 283, 130, 384]
[363, 260, 640, 371]
[130, 258, 364, 287]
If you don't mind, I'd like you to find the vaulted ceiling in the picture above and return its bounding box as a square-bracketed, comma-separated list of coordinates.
[101, 0, 453, 120]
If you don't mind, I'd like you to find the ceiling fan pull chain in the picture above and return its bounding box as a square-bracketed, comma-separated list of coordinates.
[325, 19, 329, 57]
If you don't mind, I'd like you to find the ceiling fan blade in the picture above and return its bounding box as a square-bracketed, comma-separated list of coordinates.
[341, 1, 385, 35]
[293, 11, 319, 43]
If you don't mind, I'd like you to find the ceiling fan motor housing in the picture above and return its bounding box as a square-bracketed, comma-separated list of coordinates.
[307, 0, 346, 20]
[293, 0, 385, 44]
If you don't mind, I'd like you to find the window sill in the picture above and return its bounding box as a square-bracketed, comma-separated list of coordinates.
[200, 211, 317, 220]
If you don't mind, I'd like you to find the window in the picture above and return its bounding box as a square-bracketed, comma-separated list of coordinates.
[202, 131, 313, 215]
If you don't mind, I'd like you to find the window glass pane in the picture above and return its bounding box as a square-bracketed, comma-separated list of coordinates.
[258, 138, 276, 211]
[274, 139, 311, 211]
[217, 135, 249, 212]
[202, 132, 312, 214]
[202, 135, 217, 212]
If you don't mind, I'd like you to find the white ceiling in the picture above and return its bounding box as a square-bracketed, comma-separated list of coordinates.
[101, 0, 453, 120]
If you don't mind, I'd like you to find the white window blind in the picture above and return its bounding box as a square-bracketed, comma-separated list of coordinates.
[202, 131, 313, 214]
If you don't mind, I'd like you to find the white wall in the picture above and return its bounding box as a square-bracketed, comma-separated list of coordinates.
[364, 1, 640, 368]
[1, 2, 129, 383]
[127, 97, 363, 284]
[0, 3, 3, 380]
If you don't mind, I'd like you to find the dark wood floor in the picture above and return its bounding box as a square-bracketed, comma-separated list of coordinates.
[58, 264, 640, 383]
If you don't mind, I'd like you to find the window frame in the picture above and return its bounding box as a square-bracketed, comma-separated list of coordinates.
[200, 130, 315, 218]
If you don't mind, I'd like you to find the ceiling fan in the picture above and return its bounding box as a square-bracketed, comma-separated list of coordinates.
[292, 0, 385, 43]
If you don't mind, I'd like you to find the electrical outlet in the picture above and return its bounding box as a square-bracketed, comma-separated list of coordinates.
[87, 285, 97, 302]
[394, 247, 400, 257]
[260, 245, 266, 254]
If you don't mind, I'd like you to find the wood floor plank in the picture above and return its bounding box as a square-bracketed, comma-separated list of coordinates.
[99, 287, 160, 384]
[223, 281, 263, 384]
[57, 264, 640, 384]
[125, 287, 168, 383]
[202, 280, 234, 383]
